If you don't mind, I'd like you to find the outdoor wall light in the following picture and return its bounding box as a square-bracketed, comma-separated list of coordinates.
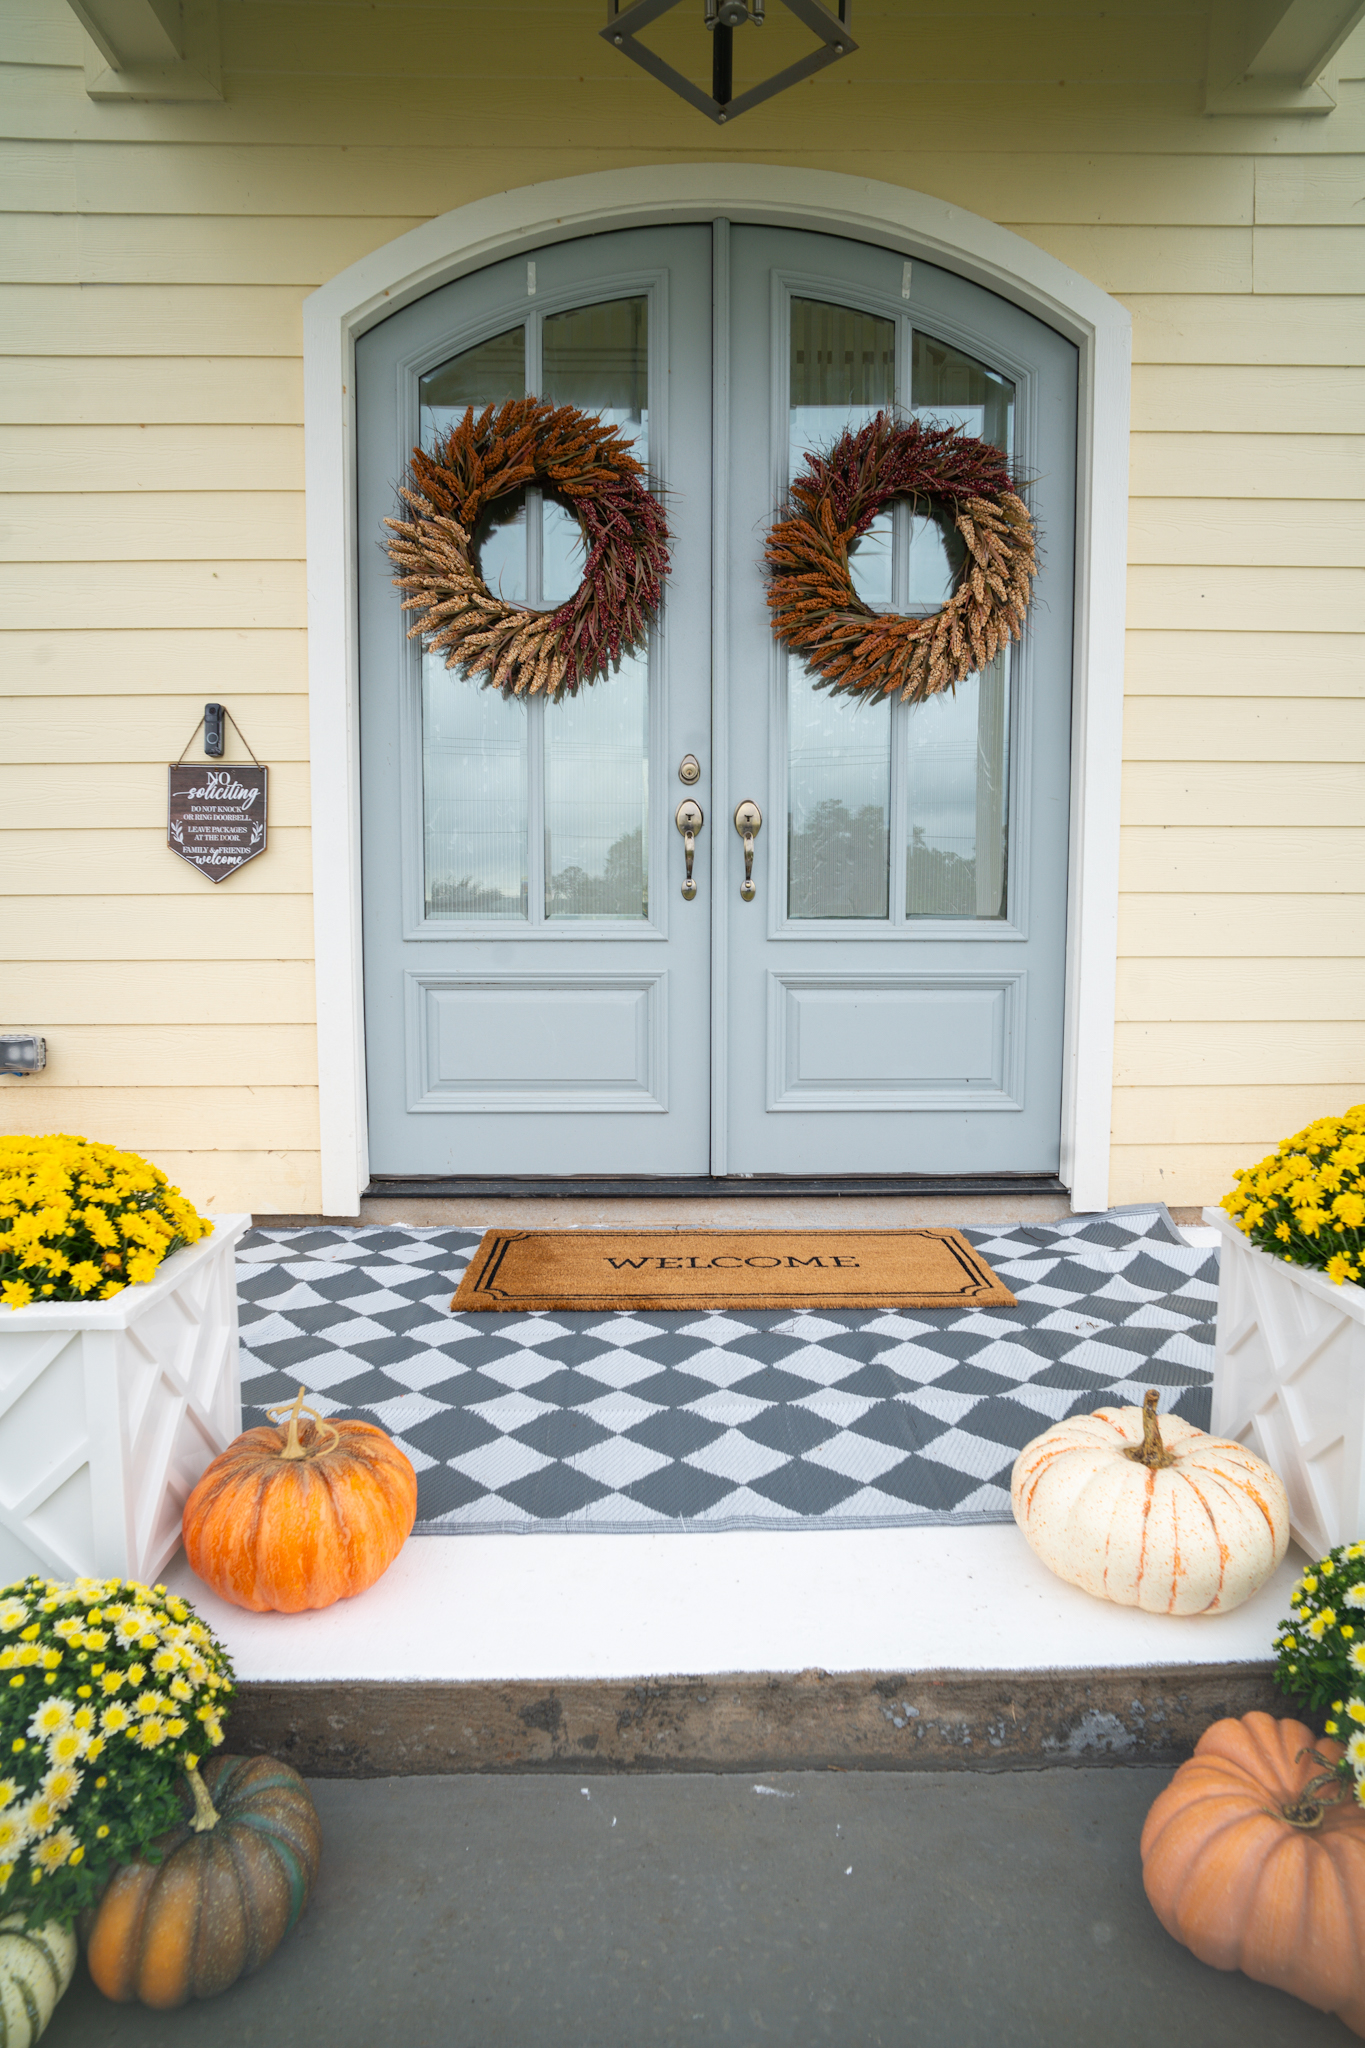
[0, 1034, 46, 1079]
[602, 0, 856, 124]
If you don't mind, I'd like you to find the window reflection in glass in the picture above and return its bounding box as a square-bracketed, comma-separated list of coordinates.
[911, 331, 1014, 453]
[542, 298, 649, 607]
[908, 334, 1014, 613]
[788, 671, 891, 920]
[420, 327, 529, 603]
[419, 326, 526, 446]
[422, 662, 528, 919]
[545, 661, 649, 919]
[904, 659, 1009, 919]
[790, 299, 895, 609]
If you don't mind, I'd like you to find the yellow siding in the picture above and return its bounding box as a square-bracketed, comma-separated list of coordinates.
[1, 0, 1362, 1212]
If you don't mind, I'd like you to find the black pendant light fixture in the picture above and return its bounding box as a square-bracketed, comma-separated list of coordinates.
[602, 0, 856, 125]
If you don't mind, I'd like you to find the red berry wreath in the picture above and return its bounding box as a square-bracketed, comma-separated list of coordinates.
[384, 397, 670, 701]
[765, 412, 1037, 704]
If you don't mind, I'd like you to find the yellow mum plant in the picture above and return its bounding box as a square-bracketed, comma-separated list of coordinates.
[1222, 1104, 1365, 1288]
[0, 1575, 233, 1928]
[0, 1136, 211, 1311]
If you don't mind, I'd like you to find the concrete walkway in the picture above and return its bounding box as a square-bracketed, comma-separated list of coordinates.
[52, 1767, 1348, 2047]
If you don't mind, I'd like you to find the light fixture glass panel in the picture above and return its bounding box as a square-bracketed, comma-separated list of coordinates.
[787, 670, 891, 920]
[904, 659, 1010, 919]
[790, 298, 896, 609]
[422, 661, 528, 919]
[545, 660, 649, 919]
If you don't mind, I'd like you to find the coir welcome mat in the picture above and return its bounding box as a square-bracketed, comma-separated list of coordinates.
[450, 1229, 1016, 1313]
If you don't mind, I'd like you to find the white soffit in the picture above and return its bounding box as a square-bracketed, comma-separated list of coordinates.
[66, 0, 223, 100]
[1206, 0, 1365, 113]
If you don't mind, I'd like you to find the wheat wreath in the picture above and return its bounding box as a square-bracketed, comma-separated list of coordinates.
[766, 412, 1037, 705]
[384, 397, 670, 701]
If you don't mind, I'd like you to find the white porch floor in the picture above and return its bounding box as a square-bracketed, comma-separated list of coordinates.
[162, 1520, 1300, 1687]
[173, 1218, 1296, 1687]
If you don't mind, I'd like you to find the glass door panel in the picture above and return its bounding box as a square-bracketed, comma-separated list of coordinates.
[912, 329, 1015, 451]
[784, 299, 895, 922]
[545, 664, 649, 919]
[782, 298, 1020, 930]
[413, 296, 652, 929]
[904, 659, 1009, 920]
[422, 679, 528, 920]
[787, 677, 890, 919]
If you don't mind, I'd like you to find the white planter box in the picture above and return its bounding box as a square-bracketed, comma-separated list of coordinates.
[1206, 1205, 1365, 1562]
[0, 1214, 250, 1586]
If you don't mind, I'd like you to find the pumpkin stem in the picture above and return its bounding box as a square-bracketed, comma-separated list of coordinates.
[267, 1387, 341, 1462]
[1280, 1748, 1353, 1828]
[1125, 1389, 1177, 1471]
[185, 1763, 219, 1834]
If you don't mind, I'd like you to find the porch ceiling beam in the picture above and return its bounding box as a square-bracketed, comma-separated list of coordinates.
[65, 0, 222, 101]
[1206, 0, 1365, 114]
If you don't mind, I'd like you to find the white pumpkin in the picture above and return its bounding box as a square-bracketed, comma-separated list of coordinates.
[0, 1916, 75, 2046]
[1011, 1390, 1290, 1614]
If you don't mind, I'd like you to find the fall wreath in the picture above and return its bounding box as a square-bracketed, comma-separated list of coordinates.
[384, 397, 669, 700]
[765, 412, 1037, 705]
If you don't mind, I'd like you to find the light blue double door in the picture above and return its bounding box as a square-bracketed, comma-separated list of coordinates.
[357, 223, 1076, 1179]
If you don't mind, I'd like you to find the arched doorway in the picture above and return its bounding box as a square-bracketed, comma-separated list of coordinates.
[355, 219, 1077, 1182]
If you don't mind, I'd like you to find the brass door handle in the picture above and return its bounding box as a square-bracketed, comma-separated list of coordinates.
[734, 800, 761, 901]
[675, 798, 704, 899]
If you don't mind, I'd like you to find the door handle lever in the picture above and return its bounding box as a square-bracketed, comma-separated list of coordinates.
[675, 798, 704, 899]
[733, 801, 762, 901]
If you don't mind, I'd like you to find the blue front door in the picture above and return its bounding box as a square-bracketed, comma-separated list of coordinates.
[357, 223, 1076, 1179]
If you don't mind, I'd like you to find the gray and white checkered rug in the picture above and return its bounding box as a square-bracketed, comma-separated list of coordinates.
[233, 1209, 1217, 1535]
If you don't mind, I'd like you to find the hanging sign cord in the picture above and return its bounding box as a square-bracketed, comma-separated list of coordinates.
[174, 709, 264, 768]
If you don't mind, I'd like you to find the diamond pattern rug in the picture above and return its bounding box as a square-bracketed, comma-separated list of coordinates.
[233, 1208, 1217, 1535]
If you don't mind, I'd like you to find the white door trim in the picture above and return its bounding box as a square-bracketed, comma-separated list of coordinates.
[304, 164, 1130, 1214]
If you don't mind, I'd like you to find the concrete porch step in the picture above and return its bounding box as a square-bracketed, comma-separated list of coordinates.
[176, 1521, 1300, 1777]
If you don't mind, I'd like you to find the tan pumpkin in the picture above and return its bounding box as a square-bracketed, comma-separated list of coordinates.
[1142, 1712, 1365, 2035]
[1011, 1389, 1289, 1613]
[183, 1387, 417, 1612]
[85, 1754, 322, 2009]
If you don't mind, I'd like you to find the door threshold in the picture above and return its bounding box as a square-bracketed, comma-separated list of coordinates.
[365, 1174, 1068, 1199]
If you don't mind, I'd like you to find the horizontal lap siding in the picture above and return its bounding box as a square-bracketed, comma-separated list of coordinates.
[1, 1, 1362, 1212]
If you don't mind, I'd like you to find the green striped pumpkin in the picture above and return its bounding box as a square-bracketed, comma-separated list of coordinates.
[0, 1917, 75, 2047]
[84, 1755, 321, 2009]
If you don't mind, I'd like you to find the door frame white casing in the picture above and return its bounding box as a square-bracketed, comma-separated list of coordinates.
[304, 164, 1130, 1214]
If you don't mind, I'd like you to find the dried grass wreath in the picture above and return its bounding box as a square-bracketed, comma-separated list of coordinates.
[384, 397, 669, 701]
[766, 412, 1037, 705]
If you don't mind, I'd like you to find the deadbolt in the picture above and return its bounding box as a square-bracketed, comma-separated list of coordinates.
[677, 754, 701, 786]
[675, 797, 704, 899]
[733, 800, 761, 901]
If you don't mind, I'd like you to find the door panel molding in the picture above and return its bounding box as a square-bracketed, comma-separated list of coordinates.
[766, 971, 1025, 1114]
[306, 166, 1130, 1213]
[405, 971, 668, 1114]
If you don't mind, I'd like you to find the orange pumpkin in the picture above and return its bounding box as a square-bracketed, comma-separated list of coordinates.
[1141, 1711, 1365, 2036]
[86, 1754, 321, 2008]
[183, 1388, 417, 1611]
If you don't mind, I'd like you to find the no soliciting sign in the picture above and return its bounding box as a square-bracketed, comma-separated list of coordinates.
[167, 764, 268, 882]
